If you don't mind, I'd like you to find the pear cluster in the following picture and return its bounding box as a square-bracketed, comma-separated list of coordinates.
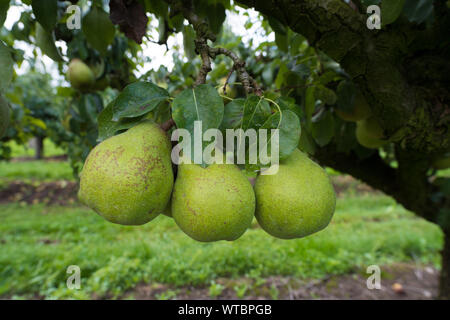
[334, 91, 388, 149]
[79, 122, 336, 242]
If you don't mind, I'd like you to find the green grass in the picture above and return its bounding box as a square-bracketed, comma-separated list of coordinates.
[0, 194, 442, 299]
[0, 161, 74, 181]
[6, 139, 66, 158]
[437, 168, 450, 177]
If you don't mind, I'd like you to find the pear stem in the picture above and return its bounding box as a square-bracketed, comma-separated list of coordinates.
[160, 118, 175, 132]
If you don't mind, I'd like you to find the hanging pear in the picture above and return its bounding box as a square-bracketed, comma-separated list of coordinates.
[78, 121, 174, 225]
[254, 149, 336, 239]
[172, 158, 255, 242]
[356, 116, 387, 149]
[67, 59, 95, 90]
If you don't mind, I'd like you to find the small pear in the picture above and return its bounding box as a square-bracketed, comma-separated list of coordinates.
[0, 95, 10, 139]
[335, 91, 371, 122]
[172, 159, 255, 242]
[67, 59, 95, 90]
[78, 121, 174, 225]
[356, 116, 387, 149]
[254, 149, 336, 239]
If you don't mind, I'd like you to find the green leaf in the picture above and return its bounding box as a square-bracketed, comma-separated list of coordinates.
[275, 32, 288, 52]
[145, 0, 168, 17]
[182, 25, 197, 60]
[289, 33, 304, 55]
[208, 3, 226, 34]
[403, 0, 434, 24]
[268, 16, 286, 35]
[315, 85, 337, 105]
[78, 93, 103, 124]
[305, 86, 316, 120]
[151, 100, 172, 124]
[298, 129, 316, 155]
[291, 63, 310, 80]
[220, 98, 244, 131]
[0, 41, 13, 92]
[241, 95, 272, 130]
[260, 109, 301, 160]
[98, 100, 145, 142]
[277, 96, 303, 120]
[0, 0, 9, 28]
[35, 22, 63, 62]
[168, 13, 184, 32]
[158, 17, 167, 44]
[32, 0, 57, 32]
[274, 62, 288, 89]
[311, 110, 335, 147]
[82, 6, 115, 55]
[57, 86, 75, 97]
[381, 0, 406, 25]
[336, 80, 356, 113]
[171, 84, 224, 148]
[112, 81, 170, 121]
[98, 100, 118, 141]
[318, 70, 341, 85]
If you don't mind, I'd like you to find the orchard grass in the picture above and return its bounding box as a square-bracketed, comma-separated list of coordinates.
[0, 160, 74, 181]
[0, 138, 73, 181]
[6, 139, 65, 158]
[0, 194, 442, 299]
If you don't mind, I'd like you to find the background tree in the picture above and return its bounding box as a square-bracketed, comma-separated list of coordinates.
[0, 0, 448, 298]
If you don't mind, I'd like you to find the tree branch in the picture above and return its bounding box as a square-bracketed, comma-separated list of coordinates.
[194, 37, 212, 86]
[314, 143, 442, 224]
[209, 47, 262, 95]
[314, 145, 398, 198]
[223, 67, 235, 95]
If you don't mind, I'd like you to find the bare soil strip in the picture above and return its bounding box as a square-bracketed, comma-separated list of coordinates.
[125, 264, 438, 300]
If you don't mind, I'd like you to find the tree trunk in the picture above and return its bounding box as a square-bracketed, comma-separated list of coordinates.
[34, 136, 44, 160]
[440, 230, 450, 299]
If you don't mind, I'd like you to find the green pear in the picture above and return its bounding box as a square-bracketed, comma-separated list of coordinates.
[78, 120, 174, 225]
[254, 149, 336, 239]
[432, 155, 450, 170]
[67, 59, 95, 90]
[172, 160, 255, 242]
[0, 95, 10, 139]
[335, 91, 371, 122]
[355, 116, 387, 149]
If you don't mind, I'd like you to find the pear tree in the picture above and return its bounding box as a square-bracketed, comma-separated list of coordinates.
[0, 0, 449, 299]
